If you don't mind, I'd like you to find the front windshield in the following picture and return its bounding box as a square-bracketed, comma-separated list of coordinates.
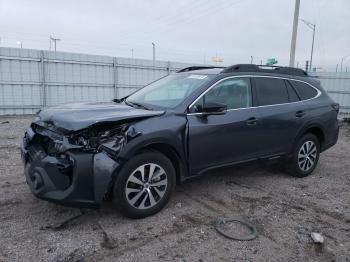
[126, 73, 214, 109]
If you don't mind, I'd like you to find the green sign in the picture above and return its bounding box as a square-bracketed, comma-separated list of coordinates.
[266, 58, 278, 65]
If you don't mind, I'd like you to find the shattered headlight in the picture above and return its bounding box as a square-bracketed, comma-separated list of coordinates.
[68, 124, 131, 154]
[99, 126, 141, 158]
[76, 136, 89, 147]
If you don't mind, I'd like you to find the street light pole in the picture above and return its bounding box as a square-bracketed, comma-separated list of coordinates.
[340, 53, 350, 72]
[300, 19, 316, 72]
[50, 36, 61, 52]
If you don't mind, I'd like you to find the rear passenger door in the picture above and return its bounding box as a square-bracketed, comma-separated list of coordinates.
[253, 76, 309, 157]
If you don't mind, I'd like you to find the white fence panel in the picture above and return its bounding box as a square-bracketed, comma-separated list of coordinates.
[2, 46, 349, 115]
[0, 47, 191, 115]
[311, 72, 350, 113]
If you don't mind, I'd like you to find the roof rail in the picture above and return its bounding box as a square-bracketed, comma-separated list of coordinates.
[221, 64, 308, 77]
[177, 66, 225, 73]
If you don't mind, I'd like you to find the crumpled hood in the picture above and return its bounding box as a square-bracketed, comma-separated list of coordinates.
[34, 102, 164, 132]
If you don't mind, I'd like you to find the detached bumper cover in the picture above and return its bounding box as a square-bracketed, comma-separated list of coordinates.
[22, 129, 120, 208]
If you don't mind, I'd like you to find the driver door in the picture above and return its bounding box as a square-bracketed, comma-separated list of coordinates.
[186, 77, 261, 174]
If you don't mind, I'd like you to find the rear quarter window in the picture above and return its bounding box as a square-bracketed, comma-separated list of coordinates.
[289, 80, 318, 100]
[255, 77, 289, 106]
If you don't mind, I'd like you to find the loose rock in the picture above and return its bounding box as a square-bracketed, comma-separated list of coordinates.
[311, 232, 324, 244]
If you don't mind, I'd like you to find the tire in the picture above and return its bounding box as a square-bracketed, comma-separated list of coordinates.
[286, 133, 320, 177]
[113, 151, 176, 218]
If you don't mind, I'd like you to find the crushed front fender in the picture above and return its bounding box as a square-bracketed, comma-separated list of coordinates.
[93, 151, 121, 204]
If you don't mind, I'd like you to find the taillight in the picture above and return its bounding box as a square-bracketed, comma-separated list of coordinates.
[332, 103, 340, 114]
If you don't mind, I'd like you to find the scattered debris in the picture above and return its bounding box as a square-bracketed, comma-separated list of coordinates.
[41, 212, 84, 230]
[226, 180, 252, 189]
[215, 217, 258, 241]
[97, 220, 118, 249]
[53, 248, 86, 262]
[311, 232, 324, 244]
[126, 232, 138, 241]
[0, 199, 22, 207]
[175, 202, 182, 208]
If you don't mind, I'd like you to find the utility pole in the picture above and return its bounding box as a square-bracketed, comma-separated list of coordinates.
[289, 0, 300, 67]
[300, 19, 316, 72]
[50, 36, 61, 52]
[310, 24, 315, 71]
[152, 42, 155, 62]
[250, 56, 253, 64]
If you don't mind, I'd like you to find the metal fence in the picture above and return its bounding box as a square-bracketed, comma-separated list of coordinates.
[0, 47, 191, 115]
[310, 72, 350, 113]
[1, 47, 350, 115]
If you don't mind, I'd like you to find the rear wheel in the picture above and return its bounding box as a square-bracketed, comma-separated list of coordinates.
[113, 151, 176, 218]
[286, 133, 320, 177]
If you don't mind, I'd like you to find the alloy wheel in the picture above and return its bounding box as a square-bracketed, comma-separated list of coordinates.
[298, 140, 317, 172]
[125, 163, 168, 210]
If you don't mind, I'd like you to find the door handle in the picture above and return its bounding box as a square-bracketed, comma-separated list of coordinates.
[246, 117, 258, 125]
[295, 110, 306, 118]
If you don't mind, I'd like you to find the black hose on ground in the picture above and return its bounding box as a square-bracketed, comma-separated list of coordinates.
[215, 217, 258, 241]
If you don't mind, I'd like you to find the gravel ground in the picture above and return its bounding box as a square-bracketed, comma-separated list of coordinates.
[0, 115, 349, 262]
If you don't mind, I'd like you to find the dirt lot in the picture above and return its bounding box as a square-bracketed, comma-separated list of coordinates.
[0, 115, 349, 262]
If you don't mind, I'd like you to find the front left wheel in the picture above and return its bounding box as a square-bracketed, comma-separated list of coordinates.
[113, 151, 176, 218]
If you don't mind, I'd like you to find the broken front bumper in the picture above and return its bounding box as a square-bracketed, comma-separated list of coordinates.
[21, 128, 120, 208]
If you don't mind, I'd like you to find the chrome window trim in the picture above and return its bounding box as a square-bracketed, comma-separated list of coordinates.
[186, 75, 322, 116]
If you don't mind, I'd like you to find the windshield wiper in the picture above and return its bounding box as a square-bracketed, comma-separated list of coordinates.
[113, 96, 127, 103]
[125, 100, 152, 110]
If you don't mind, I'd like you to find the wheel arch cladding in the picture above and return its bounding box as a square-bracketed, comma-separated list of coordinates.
[304, 126, 325, 147]
[136, 142, 186, 184]
[101, 140, 187, 201]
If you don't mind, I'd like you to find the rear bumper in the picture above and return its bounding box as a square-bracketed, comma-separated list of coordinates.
[21, 129, 120, 208]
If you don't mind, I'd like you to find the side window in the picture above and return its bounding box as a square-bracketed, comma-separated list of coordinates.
[289, 80, 318, 100]
[190, 78, 252, 112]
[286, 81, 300, 102]
[255, 77, 289, 106]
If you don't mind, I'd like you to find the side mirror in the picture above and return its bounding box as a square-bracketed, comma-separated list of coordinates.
[201, 102, 227, 114]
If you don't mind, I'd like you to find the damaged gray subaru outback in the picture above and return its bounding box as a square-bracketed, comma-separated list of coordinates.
[21, 64, 339, 218]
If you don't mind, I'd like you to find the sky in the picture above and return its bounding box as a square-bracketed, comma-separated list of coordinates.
[0, 0, 349, 71]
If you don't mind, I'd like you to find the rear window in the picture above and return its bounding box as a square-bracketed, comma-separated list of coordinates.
[255, 77, 289, 106]
[289, 80, 318, 100]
